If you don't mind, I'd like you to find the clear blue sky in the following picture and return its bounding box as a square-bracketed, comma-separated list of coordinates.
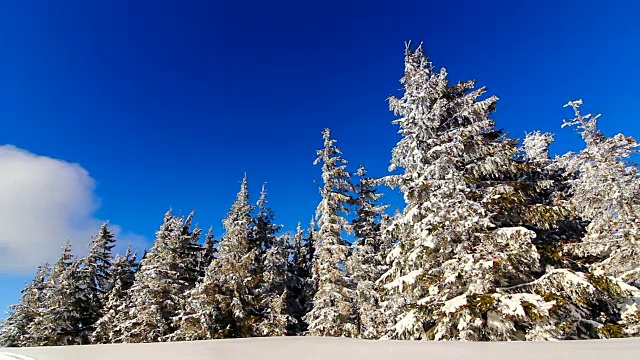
[1, 0, 639, 315]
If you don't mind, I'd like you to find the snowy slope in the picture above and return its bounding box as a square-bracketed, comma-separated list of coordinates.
[1, 337, 640, 360]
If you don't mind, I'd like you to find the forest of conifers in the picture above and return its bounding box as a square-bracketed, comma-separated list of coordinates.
[1, 44, 639, 346]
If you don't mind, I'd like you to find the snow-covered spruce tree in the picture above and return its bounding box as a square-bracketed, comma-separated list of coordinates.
[253, 184, 282, 252]
[380, 43, 563, 340]
[304, 218, 317, 283]
[518, 131, 570, 268]
[117, 210, 201, 343]
[303, 128, 358, 337]
[83, 222, 117, 295]
[27, 243, 86, 345]
[258, 233, 295, 336]
[559, 100, 640, 285]
[381, 44, 640, 340]
[294, 219, 320, 332]
[286, 223, 310, 334]
[0, 264, 51, 347]
[171, 176, 260, 340]
[198, 226, 218, 277]
[345, 165, 390, 339]
[251, 185, 300, 336]
[74, 222, 117, 342]
[92, 248, 138, 344]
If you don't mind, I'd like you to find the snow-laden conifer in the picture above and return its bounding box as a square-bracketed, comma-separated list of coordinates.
[253, 184, 282, 252]
[92, 248, 138, 344]
[286, 223, 310, 334]
[27, 243, 85, 345]
[258, 233, 295, 336]
[172, 176, 259, 340]
[303, 129, 358, 337]
[380, 43, 579, 340]
[83, 222, 117, 295]
[74, 222, 117, 341]
[198, 226, 218, 277]
[117, 210, 201, 343]
[0, 264, 51, 347]
[559, 100, 640, 285]
[345, 165, 389, 339]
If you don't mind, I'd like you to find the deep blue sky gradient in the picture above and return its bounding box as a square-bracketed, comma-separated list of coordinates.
[1, 0, 639, 314]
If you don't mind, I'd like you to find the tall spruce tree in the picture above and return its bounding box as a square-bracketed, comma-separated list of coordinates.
[559, 100, 640, 285]
[75, 222, 117, 342]
[303, 128, 358, 337]
[0, 264, 51, 347]
[117, 210, 201, 343]
[27, 243, 85, 345]
[287, 223, 310, 334]
[172, 176, 259, 340]
[251, 184, 295, 336]
[381, 43, 640, 340]
[92, 248, 138, 344]
[253, 184, 281, 252]
[345, 165, 389, 339]
[198, 226, 218, 277]
[258, 233, 295, 336]
[83, 222, 117, 295]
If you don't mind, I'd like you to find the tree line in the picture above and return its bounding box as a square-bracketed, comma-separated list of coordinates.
[1, 43, 639, 346]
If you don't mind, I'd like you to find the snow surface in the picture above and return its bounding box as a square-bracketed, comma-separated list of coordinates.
[0, 353, 35, 360]
[2, 337, 639, 360]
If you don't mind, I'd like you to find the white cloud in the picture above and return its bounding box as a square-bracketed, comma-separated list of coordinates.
[0, 145, 144, 273]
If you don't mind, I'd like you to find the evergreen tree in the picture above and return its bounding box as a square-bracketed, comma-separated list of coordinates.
[560, 100, 640, 285]
[172, 176, 259, 340]
[75, 222, 117, 342]
[198, 226, 218, 277]
[251, 184, 297, 336]
[258, 233, 295, 336]
[345, 165, 389, 339]
[287, 223, 310, 334]
[117, 210, 201, 343]
[253, 184, 281, 252]
[92, 248, 138, 344]
[27, 243, 85, 345]
[303, 128, 358, 337]
[0, 264, 51, 347]
[381, 44, 554, 340]
[296, 219, 319, 332]
[304, 218, 317, 282]
[83, 222, 117, 294]
[381, 43, 640, 341]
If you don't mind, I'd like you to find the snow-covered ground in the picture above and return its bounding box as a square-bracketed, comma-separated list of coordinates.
[1, 337, 639, 360]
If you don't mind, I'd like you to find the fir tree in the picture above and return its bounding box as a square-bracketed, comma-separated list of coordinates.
[345, 165, 389, 339]
[251, 185, 296, 335]
[381, 43, 640, 341]
[253, 184, 281, 252]
[298, 219, 319, 331]
[304, 218, 317, 282]
[198, 226, 218, 277]
[28, 243, 85, 345]
[287, 223, 310, 334]
[560, 100, 640, 285]
[258, 233, 295, 336]
[92, 248, 138, 344]
[118, 210, 201, 343]
[172, 176, 259, 340]
[83, 222, 117, 295]
[381, 43, 555, 340]
[304, 128, 358, 337]
[75, 222, 117, 342]
[0, 264, 51, 347]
